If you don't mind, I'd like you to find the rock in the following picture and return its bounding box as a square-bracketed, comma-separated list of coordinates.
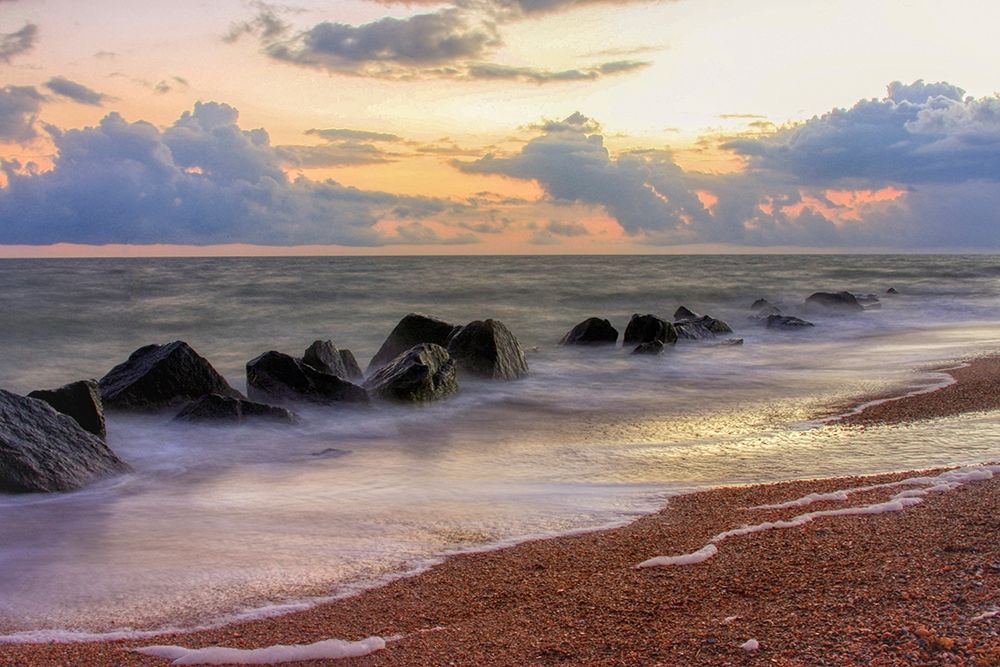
[446, 319, 529, 380]
[99, 341, 242, 410]
[750, 298, 774, 311]
[363, 343, 458, 402]
[367, 313, 461, 373]
[246, 351, 368, 404]
[302, 340, 362, 380]
[623, 314, 677, 345]
[749, 299, 782, 318]
[28, 379, 106, 439]
[673, 306, 699, 320]
[0, 389, 129, 493]
[173, 394, 294, 424]
[675, 315, 733, 340]
[560, 317, 619, 345]
[804, 291, 865, 313]
[718, 338, 744, 346]
[631, 341, 664, 355]
[886, 287, 899, 295]
[766, 314, 815, 329]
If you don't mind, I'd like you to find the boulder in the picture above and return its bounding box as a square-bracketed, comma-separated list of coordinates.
[631, 341, 664, 355]
[367, 313, 461, 373]
[99, 341, 242, 410]
[766, 315, 815, 330]
[673, 306, 699, 320]
[28, 379, 106, 439]
[363, 343, 458, 402]
[804, 291, 864, 313]
[749, 299, 782, 318]
[750, 298, 774, 311]
[446, 319, 529, 380]
[675, 314, 733, 340]
[0, 389, 129, 493]
[246, 351, 368, 404]
[886, 287, 899, 295]
[174, 394, 294, 424]
[302, 340, 362, 380]
[623, 314, 677, 345]
[560, 317, 619, 345]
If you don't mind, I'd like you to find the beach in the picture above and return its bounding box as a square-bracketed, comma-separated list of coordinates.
[2, 355, 999, 666]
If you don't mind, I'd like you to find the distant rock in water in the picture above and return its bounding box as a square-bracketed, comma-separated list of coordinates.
[766, 314, 815, 330]
[804, 291, 864, 313]
[631, 340, 664, 355]
[367, 313, 461, 373]
[364, 343, 458, 402]
[718, 338, 744, 346]
[302, 340, 362, 380]
[749, 299, 782, 319]
[886, 287, 899, 295]
[560, 317, 619, 345]
[0, 389, 129, 493]
[28, 379, 106, 439]
[447, 319, 529, 380]
[247, 351, 368, 405]
[854, 293, 882, 310]
[750, 298, 773, 311]
[99, 341, 242, 410]
[623, 314, 677, 345]
[174, 393, 294, 424]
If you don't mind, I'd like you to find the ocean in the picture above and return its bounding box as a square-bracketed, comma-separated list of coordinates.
[1, 254, 999, 639]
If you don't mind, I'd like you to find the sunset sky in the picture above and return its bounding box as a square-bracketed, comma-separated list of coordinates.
[2, 0, 1000, 254]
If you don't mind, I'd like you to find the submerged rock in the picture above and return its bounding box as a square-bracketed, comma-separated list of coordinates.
[446, 319, 529, 380]
[302, 340, 362, 380]
[28, 379, 106, 439]
[246, 351, 368, 404]
[174, 393, 295, 424]
[886, 287, 899, 295]
[560, 317, 619, 345]
[631, 340, 664, 355]
[364, 343, 458, 402]
[674, 314, 733, 340]
[367, 313, 461, 373]
[0, 389, 129, 493]
[623, 314, 677, 345]
[766, 314, 815, 330]
[99, 341, 242, 410]
[749, 299, 782, 319]
[718, 338, 744, 346]
[804, 291, 864, 313]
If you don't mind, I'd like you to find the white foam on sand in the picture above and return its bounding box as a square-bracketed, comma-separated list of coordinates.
[136, 636, 386, 665]
[637, 464, 1000, 569]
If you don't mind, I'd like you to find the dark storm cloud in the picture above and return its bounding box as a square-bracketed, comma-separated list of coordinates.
[0, 102, 460, 245]
[0, 85, 44, 143]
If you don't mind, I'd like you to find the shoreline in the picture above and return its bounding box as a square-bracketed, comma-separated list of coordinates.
[3, 356, 1000, 664]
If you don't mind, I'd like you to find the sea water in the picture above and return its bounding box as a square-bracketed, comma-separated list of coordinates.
[1, 254, 999, 637]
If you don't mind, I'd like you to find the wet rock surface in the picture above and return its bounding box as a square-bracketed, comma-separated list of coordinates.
[447, 319, 529, 380]
[364, 343, 458, 402]
[28, 379, 106, 439]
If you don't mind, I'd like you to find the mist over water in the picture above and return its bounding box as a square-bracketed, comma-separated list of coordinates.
[1, 255, 1000, 636]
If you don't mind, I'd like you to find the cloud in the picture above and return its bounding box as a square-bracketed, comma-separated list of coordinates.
[224, 1, 292, 43]
[44, 77, 112, 106]
[544, 219, 588, 236]
[0, 85, 44, 143]
[465, 59, 649, 83]
[456, 83, 1000, 248]
[0, 23, 37, 63]
[0, 102, 459, 246]
[153, 76, 190, 95]
[267, 8, 500, 76]
[388, 221, 478, 244]
[375, 0, 658, 17]
[306, 128, 403, 143]
[277, 126, 407, 167]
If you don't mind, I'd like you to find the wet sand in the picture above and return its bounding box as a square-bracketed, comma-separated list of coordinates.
[3, 357, 1000, 666]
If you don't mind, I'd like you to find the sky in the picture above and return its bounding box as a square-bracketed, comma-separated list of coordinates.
[2, 0, 1000, 255]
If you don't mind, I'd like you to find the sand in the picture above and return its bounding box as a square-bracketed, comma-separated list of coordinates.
[3, 356, 1000, 666]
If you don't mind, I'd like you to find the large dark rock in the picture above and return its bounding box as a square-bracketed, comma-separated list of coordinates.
[0, 389, 129, 493]
[623, 314, 677, 345]
[631, 341, 664, 355]
[247, 351, 368, 404]
[674, 314, 733, 340]
[804, 291, 864, 313]
[99, 341, 242, 410]
[28, 379, 106, 439]
[886, 287, 899, 295]
[174, 394, 294, 424]
[363, 343, 458, 402]
[673, 306, 699, 321]
[446, 319, 529, 380]
[560, 318, 619, 345]
[367, 314, 461, 373]
[302, 340, 363, 380]
[766, 314, 815, 330]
